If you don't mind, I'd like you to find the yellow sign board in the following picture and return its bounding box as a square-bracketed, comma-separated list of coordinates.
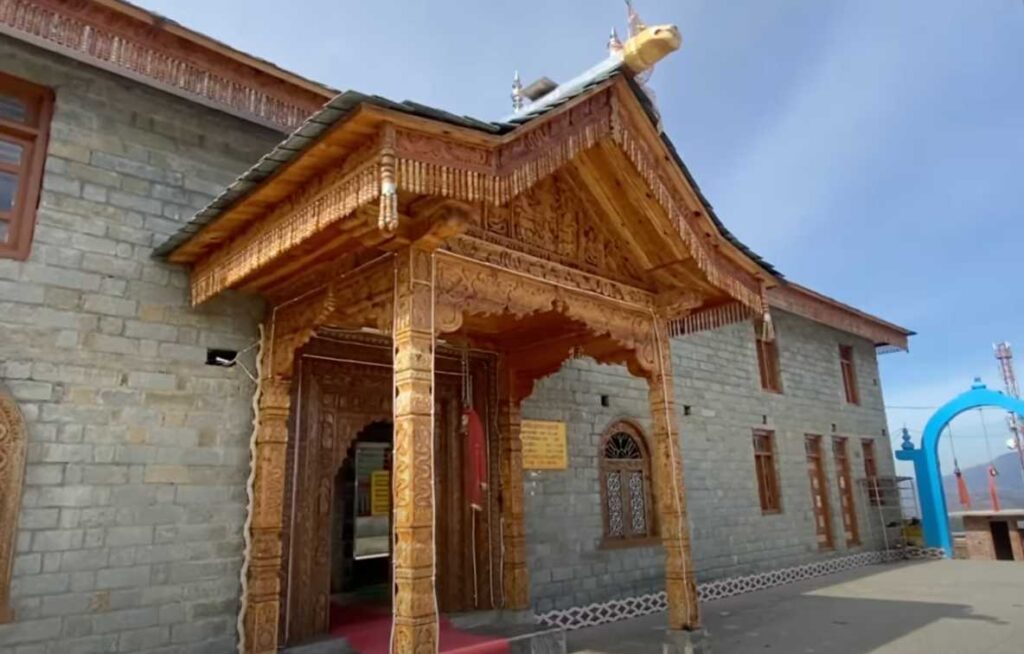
[370, 470, 390, 516]
[521, 420, 568, 470]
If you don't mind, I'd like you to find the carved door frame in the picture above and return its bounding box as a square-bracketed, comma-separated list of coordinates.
[282, 334, 500, 647]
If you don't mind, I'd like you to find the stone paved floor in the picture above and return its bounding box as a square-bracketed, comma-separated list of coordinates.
[567, 560, 1024, 653]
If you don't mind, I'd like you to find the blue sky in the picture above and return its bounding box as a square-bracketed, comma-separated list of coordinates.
[137, 1, 1024, 473]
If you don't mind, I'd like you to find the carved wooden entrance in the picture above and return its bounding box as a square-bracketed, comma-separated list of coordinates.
[284, 334, 499, 646]
[163, 57, 786, 651]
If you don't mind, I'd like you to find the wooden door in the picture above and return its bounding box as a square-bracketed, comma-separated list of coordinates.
[805, 435, 834, 550]
[433, 354, 499, 613]
[832, 437, 860, 546]
[861, 439, 881, 507]
[285, 337, 499, 646]
[287, 353, 392, 645]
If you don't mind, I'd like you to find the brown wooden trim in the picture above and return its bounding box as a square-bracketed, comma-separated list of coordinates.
[0, 70, 52, 261]
[832, 436, 860, 546]
[770, 282, 911, 351]
[87, 0, 334, 98]
[839, 344, 860, 405]
[754, 325, 783, 394]
[0, 0, 327, 131]
[804, 434, 835, 551]
[752, 429, 782, 514]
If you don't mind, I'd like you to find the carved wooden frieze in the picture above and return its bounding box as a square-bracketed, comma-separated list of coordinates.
[191, 159, 380, 304]
[0, 387, 26, 624]
[0, 0, 325, 130]
[434, 252, 656, 372]
[188, 82, 767, 319]
[465, 174, 647, 287]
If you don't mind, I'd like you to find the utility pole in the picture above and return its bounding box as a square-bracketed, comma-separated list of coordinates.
[994, 342, 1024, 483]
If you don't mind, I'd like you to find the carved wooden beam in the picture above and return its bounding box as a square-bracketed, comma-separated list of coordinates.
[0, 0, 327, 131]
[435, 251, 657, 373]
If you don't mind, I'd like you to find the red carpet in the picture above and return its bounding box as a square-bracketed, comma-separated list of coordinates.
[329, 604, 510, 654]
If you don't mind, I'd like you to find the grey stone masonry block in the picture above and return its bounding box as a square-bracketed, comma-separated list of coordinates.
[523, 310, 896, 611]
[1, 34, 278, 652]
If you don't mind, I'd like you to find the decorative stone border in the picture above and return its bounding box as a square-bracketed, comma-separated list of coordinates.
[535, 547, 946, 631]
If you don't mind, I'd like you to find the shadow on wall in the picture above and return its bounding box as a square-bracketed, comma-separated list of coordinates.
[566, 564, 1007, 654]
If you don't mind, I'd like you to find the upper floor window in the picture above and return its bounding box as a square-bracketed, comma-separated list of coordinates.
[0, 71, 53, 260]
[752, 429, 781, 513]
[839, 345, 859, 405]
[755, 324, 783, 393]
[599, 421, 656, 546]
[861, 439, 883, 506]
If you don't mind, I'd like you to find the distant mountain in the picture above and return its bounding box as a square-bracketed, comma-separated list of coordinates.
[942, 451, 1024, 511]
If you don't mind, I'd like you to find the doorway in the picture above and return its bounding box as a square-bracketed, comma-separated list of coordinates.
[991, 521, 1014, 561]
[282, 334, 500, 647]
[332, 422, 393, 603]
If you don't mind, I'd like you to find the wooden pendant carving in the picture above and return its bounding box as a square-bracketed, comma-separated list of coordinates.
[0, 387, 27, 624]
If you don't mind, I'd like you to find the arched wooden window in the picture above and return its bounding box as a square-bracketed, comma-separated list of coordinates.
[599, 421, 656, 546]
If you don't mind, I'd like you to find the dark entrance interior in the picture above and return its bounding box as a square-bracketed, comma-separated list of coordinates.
[333, 421, 392, 601]
[991, 520, 1014, 561]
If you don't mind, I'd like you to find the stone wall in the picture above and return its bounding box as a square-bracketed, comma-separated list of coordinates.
[0, 30, 905, 650]
[0, 36, 280, 654]
[522, 310, 897, 613]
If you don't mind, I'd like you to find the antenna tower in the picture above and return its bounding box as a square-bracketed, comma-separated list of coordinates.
[994, 341, 1024, 481]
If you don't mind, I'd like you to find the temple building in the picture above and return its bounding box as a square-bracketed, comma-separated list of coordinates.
[0, 1, 912, 653]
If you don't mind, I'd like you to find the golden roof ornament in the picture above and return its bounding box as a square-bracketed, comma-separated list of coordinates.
[502, 2, 679, 123]
[626, 0, 646, 37]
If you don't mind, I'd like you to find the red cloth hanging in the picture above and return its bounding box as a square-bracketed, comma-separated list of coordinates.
[954, 469, 971, 509]
[463, 408, 487, 511]
[988, 465, 1001, 512]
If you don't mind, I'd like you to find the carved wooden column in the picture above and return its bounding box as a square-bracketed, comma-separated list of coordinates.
[497, 361, 530, 610]
[391, 246, 439, 653]
[646, 320, 700, 631]
[0, 388, 27, 624]
[244, 375, 292, 653]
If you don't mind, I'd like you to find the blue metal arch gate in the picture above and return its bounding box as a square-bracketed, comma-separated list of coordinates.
[896, 378, 1024, 556]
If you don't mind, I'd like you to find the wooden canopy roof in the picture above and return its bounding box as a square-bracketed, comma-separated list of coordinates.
[153, 52, 911, 351]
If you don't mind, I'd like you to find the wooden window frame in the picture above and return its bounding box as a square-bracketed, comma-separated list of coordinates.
[752, 429, 782, 514]
[861, 438, 883, 507]
[0, 70, 54, 261]
[833, 436, 861, 546]
[804, 434, 835, 550]
[599, 420, 658, 549]
[754, 326, 783, 394]
[839, 345, 860, 405]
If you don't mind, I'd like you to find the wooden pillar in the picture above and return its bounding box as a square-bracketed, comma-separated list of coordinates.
[497, 361, 530, 610]
[244, 375, 292, 653]
[391, 246, 439, 652]
[646, 320, 700, 631]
